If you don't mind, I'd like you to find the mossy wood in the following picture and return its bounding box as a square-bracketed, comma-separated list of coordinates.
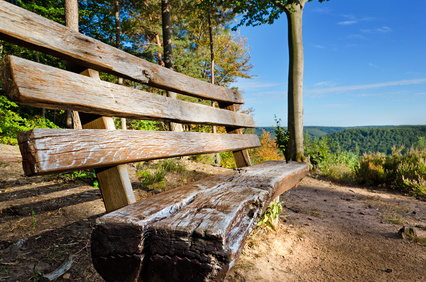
[91, 162, 308, 281]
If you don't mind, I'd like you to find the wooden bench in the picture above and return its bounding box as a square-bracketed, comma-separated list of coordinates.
[0, 1, 308, 281]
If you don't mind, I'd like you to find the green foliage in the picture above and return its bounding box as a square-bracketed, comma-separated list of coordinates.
[304, 134, 330, 166]
[274, 117, 289, 157]
[220, 151, 237, 169]
[257, 200, 283, 231]
[137, 159, 185, 189]
[0, 96, 59, 144]
[325, 125, 426, 156]
[31, 207, 36, 232]
[319, 151, 359, 182]
[57, 170, 98, 188]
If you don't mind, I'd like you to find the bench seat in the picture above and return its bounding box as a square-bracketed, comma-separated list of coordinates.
[91, 161, 307, 281]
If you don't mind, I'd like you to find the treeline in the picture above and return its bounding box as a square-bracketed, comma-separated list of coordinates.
[325, 125, 426, 155]
[256, 126, 348, 139]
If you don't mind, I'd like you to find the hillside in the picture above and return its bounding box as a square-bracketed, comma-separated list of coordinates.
[255, 126, 348, 138]
[325, 125, 426, 155]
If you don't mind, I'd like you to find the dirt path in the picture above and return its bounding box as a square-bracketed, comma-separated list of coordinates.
[1, 144, 425, 281]
[226, 177, 426, 281]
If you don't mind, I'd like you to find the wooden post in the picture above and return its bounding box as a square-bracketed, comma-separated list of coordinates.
[80, 69, 136, 212]
[219, 103, 252, 168]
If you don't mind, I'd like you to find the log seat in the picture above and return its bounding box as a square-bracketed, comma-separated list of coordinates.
[91, 161, 307, 281]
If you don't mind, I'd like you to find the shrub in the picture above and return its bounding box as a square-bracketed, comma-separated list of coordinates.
[395, 148, 426, 198]
[355, 152, 387, 186]
[250, 129, 284, 165]
[0, 96, 59, 144]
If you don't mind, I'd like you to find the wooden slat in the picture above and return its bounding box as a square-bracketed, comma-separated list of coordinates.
[91, 161, 308, 281]
[18, 129, 261, 176]
[0, 1, 243, 104]
[0, 56, 255, 128]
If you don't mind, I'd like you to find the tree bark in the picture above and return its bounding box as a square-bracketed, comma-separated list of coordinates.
[208, 12, 221, 166]
[284, 1, 306, 162]
[162, 0, 183, 132]
[64, 0, 82, 129]
[114, 0, 126, 130]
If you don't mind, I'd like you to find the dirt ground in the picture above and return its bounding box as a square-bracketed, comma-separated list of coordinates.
[0, 144, 425, 281]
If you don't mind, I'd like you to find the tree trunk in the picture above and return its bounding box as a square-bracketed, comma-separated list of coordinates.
[114, 0, 126, 130]
[161, 0, 183, 132]
[284, 1, 305, 162]
[208, 12, 221, 166]
[64, 0, 82, 129]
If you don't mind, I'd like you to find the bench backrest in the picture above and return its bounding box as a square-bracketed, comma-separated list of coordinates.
[0, 1, 260, 211]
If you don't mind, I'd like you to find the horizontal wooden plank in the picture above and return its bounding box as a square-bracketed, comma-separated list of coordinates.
[91, 161, 308, 281]
[18, 129, 261, 176]
[0, 1, 244, 104]
[0, 56, 255, 128]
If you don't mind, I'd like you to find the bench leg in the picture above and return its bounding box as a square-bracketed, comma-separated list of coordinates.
[80, 70, 136, 212]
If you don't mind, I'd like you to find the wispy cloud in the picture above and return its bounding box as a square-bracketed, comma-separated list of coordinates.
[361, 26, 392, 33]
[368, 62, 379, 68]
[306, 78, 426, 97]
[338, 20, 357, 25]
[314, 81, 337, 88]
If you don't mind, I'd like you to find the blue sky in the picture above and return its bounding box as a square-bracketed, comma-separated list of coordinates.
[232, 0, 426, 127]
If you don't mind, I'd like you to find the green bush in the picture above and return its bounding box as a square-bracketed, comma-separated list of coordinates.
[319, 151, 359, 182]
[395, 148, 426, 198]
[0, 96, 59, 144]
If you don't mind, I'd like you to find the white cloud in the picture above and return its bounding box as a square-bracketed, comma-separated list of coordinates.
[306, 78, 426, 97]
[361, 26, 392, 33]
[338, 20, 357, 25]
[314, 81, 337, 87]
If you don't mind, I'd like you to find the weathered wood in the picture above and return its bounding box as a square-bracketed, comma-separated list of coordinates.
[220, 103, 253, 168]
[0, 56, 255, 128]
[17, 129, 261, 176]
[91, 161, 308, 282]
[80, 67, 136, 212]
[0, 1, 243, 104]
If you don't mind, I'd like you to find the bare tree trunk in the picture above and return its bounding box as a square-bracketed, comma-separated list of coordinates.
[208, 12, 221, 166]
[65, 0, 82, 129]
[284, 1, 305, 162]
[114, 0, 126, 130]
[162, 0, 183, 132]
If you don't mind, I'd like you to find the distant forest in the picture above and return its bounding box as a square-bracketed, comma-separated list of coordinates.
[255, 125, 426, 155]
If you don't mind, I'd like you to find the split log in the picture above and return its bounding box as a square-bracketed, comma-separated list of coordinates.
[0, 56, 254, 128]
[18, 129, 260, 176]
[0, 1, 243, 104]
[91, 161, 308, 282]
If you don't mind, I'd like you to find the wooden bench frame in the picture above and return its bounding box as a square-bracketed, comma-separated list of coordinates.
[0, 1, 308, 281]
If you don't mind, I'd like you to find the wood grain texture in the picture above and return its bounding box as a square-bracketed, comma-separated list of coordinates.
[81, 114, 136, 212]
[91, 161, 308, 282]
[0, 56, 255, 128]
[0, 1, 243, 104]
[17, 129, 261, 176]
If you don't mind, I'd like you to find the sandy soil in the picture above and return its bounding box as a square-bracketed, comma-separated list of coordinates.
[0, 144, 425, 281]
